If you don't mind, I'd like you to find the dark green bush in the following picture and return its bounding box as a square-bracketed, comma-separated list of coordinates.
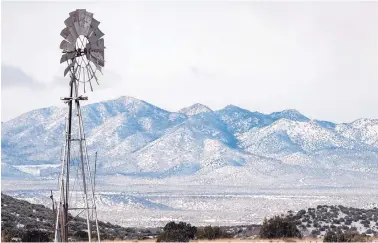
[157, 221, 197, 242]
[196, 225, 229, 240]
[1, 229, 24, 242]
[73, 230, 89, 241]
[323, 230, 367, 242]
[259, 216, 302, 239]
[21, 230, 49, 242]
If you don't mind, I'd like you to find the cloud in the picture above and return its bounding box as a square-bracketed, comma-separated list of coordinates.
[1, 64, 45, 89]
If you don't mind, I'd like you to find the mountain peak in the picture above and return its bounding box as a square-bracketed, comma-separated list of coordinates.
[221, 105, 251, 113]
[116, 96, 144, 105]
[179, 103, 213, 116]
[269, 109, 309, 122]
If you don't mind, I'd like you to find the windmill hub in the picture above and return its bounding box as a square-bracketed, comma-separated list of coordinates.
[75, 48, 87, 57]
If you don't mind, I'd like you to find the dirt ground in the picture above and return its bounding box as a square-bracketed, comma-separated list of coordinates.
[109, 238, 318, 243]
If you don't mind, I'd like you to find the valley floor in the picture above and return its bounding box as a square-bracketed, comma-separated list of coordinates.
[2, 178, 378, 228]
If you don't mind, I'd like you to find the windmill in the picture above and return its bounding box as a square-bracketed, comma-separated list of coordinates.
[54, 9, 105, 242]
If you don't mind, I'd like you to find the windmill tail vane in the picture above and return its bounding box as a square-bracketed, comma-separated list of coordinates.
[54, 9, 105, 243]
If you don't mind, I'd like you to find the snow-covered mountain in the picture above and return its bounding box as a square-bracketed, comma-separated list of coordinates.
[178, 103, 212, 116]
[2, 96, 378, 187]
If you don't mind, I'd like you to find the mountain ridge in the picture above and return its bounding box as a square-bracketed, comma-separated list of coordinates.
[2, 95, 378, 187]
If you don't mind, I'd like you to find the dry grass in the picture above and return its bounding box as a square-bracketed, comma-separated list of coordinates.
[106, 237, 378, 243]
[107, 237, 322, 243]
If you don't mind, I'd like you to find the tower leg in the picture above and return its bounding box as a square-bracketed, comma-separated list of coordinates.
[73, 80, 101, 242]
[55, 76, 74, 242]
[72, 80, 92, 242]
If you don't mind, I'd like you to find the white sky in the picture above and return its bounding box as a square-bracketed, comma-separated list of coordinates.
[1, 1, 378, 123]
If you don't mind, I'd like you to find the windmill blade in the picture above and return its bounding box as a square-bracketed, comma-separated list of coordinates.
[64, 13, 79, 40]
[60, 28, 76, 44]
[60, 27, 70, 39]
[60, 52, 76, 64]
[87, 18, 100, 37]
[90, 50, 104, 67]
[86, 38, 105, 50]
[60, 40, 75, 52]
[90, 18, 100, 29]
[68, 9, 93, 36]
[90, 50, 104, 64]
[64, 59, 76, 77]
[69, 10, 80, 23]
[68, 26, 79, 41]
[64, 16, 74, 28]
[88, 27, 104, 43]
[81, 11, 93, 36]
[69, 10, 80, 33]
[76, 9, 87, 35]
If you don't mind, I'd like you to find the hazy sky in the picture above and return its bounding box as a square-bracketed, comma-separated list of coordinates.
[2, 1, 378, 122]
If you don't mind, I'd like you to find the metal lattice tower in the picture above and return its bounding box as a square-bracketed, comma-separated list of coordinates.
[54, 9, 105, 243]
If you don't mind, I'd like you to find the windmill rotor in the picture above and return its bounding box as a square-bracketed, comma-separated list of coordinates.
[60, 9, 105, 92]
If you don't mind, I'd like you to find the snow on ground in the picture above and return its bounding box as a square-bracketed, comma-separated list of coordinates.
[3, 181, 377, 228]
[14, 164, 60, 176]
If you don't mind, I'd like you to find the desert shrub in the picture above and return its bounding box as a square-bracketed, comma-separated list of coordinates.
[333, 219, 340, 224]
[74, 230, 89, 241]
[2, 220, 16, 229]
[361, 220, 370, 225]
[21, 230, 49, 242]
[297, 210, 306, 217]
[311, 229, 321, 237]
[259, 216, 302, 239]
[24, 224, 36, 230]
[1, 229, 24, 242]
[323, 230, 367, 242]
[196, 225, 226, 240]
[157, 221, 197, 242]
[345, 220, 352, 225]
[342, 225, 350, 231]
